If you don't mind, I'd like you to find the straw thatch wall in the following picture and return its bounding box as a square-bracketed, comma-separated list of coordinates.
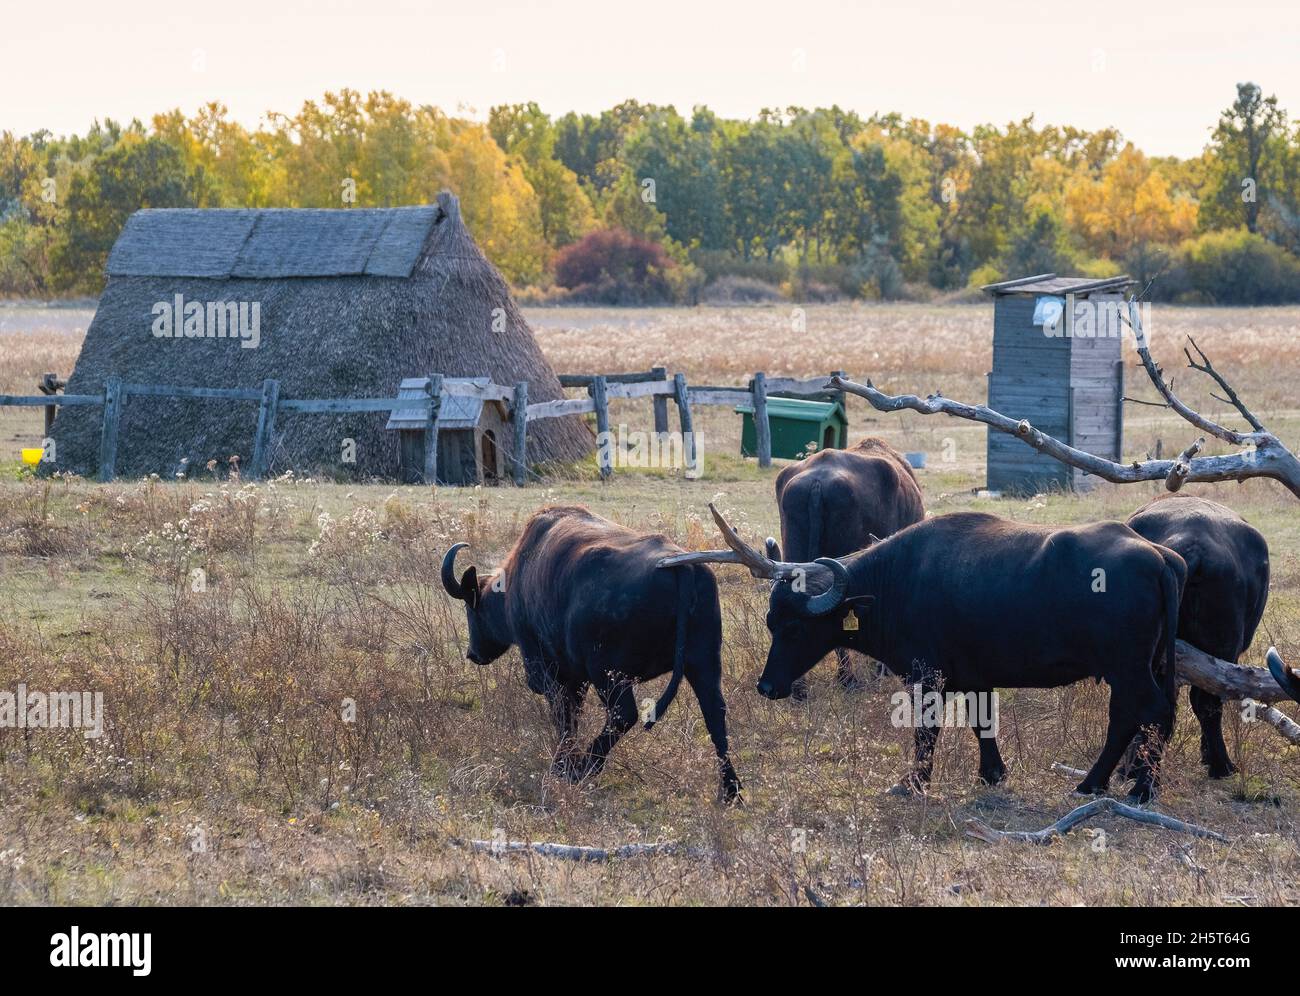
[49, 192, 592, 479]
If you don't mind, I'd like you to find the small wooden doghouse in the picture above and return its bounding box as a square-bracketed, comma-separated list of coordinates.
[736, 397, 847, 459]
[386, 377, 510, 485]
[982, 272, 1134, 493]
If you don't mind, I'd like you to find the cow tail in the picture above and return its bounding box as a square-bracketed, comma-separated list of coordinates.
[807, 480, 823, 556]
[1157, 556, 1181, 713]
[647, 567, 692, 731]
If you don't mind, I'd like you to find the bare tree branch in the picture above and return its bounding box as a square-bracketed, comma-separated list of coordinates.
[828, 374, 1300, 498]
[964, 797, 1229, 845]
[1175, 642, 1295, 703]
[1184, 334, 1267, 432]
[1124, 305, 1262, 447]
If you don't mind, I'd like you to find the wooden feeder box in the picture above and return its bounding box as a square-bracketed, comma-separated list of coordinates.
[736, 396, 847, 460]
[387, 377, 509, 485]
[982, 272, 1135, 493]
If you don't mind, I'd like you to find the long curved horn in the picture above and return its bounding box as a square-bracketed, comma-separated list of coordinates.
[804, 557, 849, 615]
[441, 543, 470, 600]
[1267, 647, 1300, 704]
[656, 504, 836, 592]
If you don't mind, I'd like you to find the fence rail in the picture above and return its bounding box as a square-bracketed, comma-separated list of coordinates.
[4, 367, 853, 484]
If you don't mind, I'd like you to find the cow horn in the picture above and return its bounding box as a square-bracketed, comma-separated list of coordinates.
[1267, 647, 1300, 704]
[804, 557, 849, 615]
[441, 543, 470, 600]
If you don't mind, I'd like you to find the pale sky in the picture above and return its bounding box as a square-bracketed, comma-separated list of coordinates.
[3, 0, 1298, 157]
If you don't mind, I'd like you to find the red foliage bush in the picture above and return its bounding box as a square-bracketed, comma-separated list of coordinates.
[553, 228, 675, 302]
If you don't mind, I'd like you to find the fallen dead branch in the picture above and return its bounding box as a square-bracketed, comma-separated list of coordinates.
[457, 838, 706, 862]
[1247, 699, 1300, 743]
[1175, 642, 1295, 704]
[964, 797, 1230, 845]
[1050, 761, 1089, 779]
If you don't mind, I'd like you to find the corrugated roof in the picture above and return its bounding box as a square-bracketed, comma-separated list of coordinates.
[106, 206, 441, 279]
[981, 272, 1134, 297]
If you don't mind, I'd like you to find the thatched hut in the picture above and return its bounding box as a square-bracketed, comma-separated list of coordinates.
[49, 192, 591, 479]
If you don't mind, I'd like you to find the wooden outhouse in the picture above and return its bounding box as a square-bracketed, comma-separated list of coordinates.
[982, 273, 1134, 493]
[386, 377, 510, 486]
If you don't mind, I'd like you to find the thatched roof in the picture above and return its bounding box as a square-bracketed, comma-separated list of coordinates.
[50, 192, 592, 479]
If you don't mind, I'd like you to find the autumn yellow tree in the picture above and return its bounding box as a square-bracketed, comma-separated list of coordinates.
[445, 122, 547, 285]
[1066, 144, 1197, 284]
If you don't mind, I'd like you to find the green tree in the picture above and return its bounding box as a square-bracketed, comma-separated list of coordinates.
[51, 134, 200, 292]
[1203, 83, 1286, 235]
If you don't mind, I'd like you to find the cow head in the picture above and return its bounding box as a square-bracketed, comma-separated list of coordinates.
[658, 504, 873, 699]
[759, 559, 876, 698]
[441, 543, 512, 665]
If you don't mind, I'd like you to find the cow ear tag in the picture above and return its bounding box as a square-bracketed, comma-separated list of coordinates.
[843, 611, 859, 632]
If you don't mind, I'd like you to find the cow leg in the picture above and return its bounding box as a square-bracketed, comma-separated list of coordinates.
[1077, 677, 1169, 800]
[1190, 686, 1236, 778]
[686, 668, 741, 804]
[522, 656, 553, 696]
[1126, 674, 1175, 803]
[547, 681, 586, 778]
[572, 677, 637, 782]
[891, 683, 941, 795]
[970, 692, 1006, 785]
[1076, 690, 1138, 797]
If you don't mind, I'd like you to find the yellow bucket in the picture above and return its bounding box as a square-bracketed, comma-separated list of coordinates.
[20, 448, 44, 466]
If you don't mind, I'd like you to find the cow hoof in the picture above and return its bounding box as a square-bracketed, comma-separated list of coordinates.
[1073, 782, 1106, 798]
[718, 787, 745, 808]
[1125, 788, 1156, 806]
[977, 766, 1007, 787]
[1205, 759, 1237, 779]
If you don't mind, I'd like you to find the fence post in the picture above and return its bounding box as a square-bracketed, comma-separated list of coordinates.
[511, 380, 529, 486]
[41, 372, 58, 436]
[422, 374, 443, 485]
[651, 365, 669, 435]
[753, 371, 772, 468]
[249, 378, 280, 480]
[98, 376, 123, 482]
[591, 374, 612, 479]
[673, 372, 696, 476]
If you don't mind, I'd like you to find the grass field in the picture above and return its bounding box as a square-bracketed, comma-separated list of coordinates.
[2, 301, 1299, 906]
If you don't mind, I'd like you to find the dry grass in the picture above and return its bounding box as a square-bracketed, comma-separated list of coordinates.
[2, 302, 1300, 906]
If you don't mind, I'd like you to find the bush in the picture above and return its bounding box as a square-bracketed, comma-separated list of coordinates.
[966, 263, 1003, 289]
[553, 228, 677, 303]
[699, 275, 785, 304]
[1165, 229, 1300, 304]
[691, 249, 790, 287]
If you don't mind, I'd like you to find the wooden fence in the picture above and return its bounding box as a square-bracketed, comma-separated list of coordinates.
[2, 368, 852, 484]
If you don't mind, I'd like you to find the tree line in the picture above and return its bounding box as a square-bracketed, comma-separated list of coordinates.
[2, 84, 1299, 303]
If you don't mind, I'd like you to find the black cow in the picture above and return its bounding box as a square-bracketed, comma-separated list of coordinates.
[441, 505, 740, 802]
[672, 505, 1185, 802]
[1126, 494, 1270, 778]
[772, 437, 924, 692]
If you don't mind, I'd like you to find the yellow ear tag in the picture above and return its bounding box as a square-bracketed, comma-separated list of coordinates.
[843, 611, 859, 632]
